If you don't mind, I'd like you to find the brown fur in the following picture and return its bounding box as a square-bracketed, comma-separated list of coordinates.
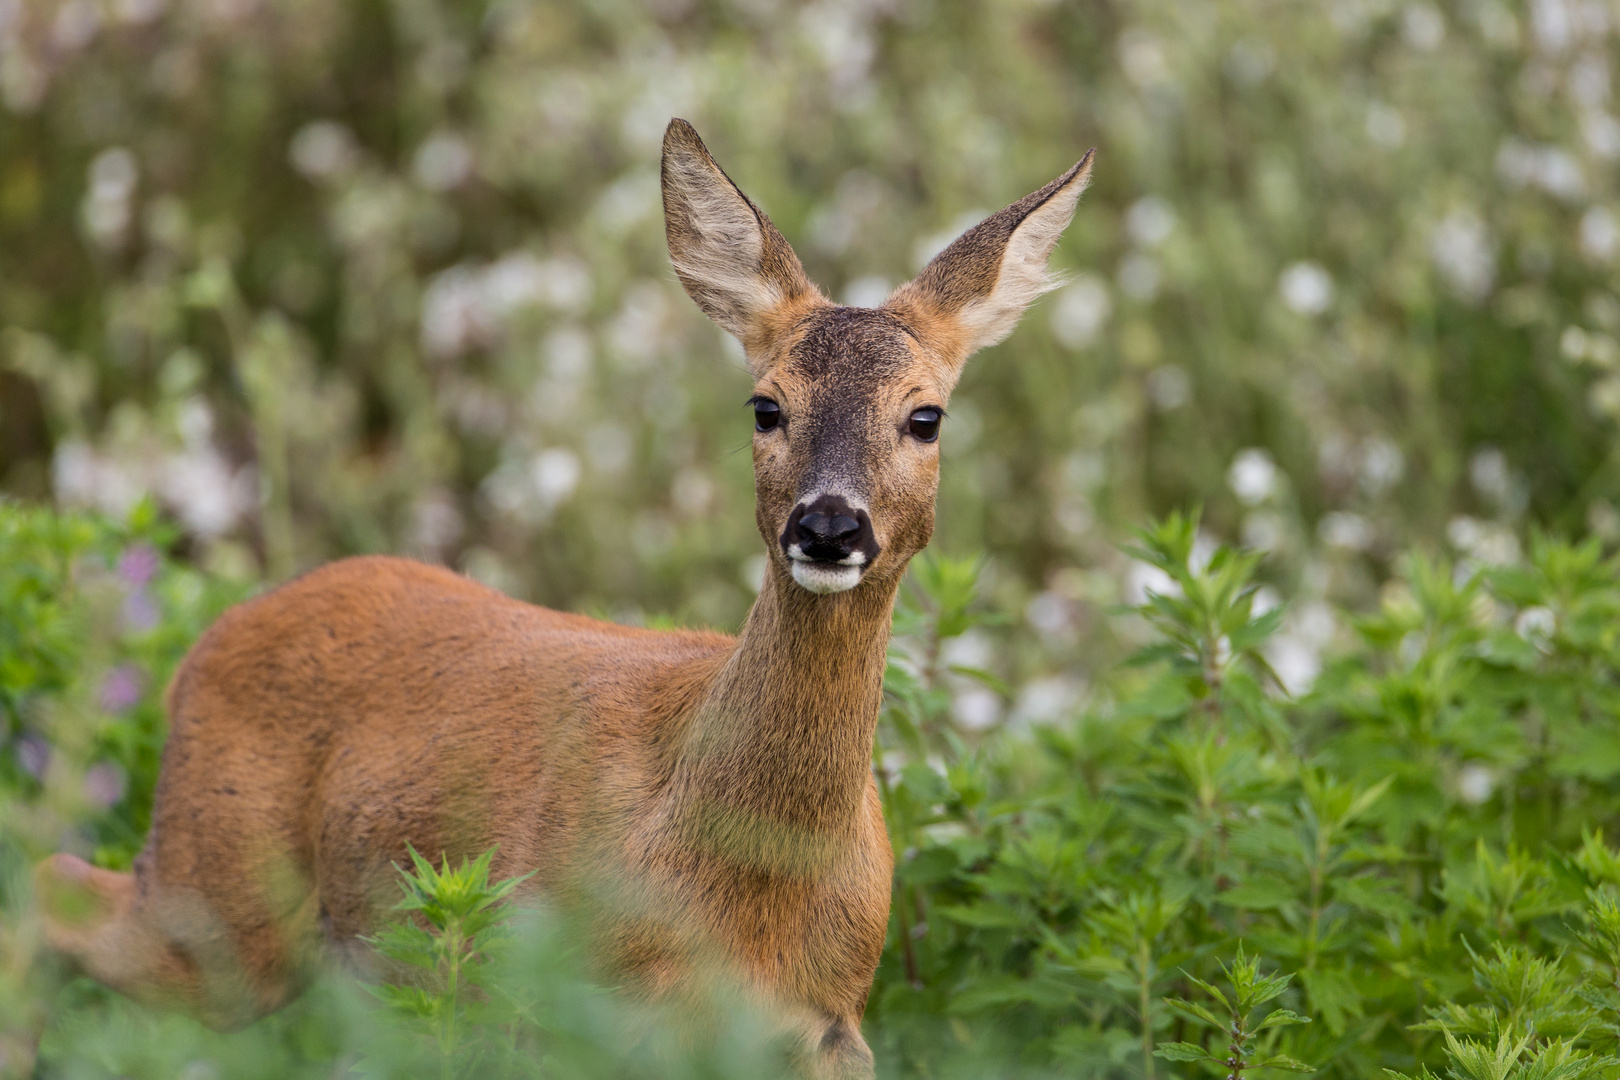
[37, 119, 1093, 1078]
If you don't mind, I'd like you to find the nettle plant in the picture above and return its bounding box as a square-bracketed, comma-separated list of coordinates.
[361, 847, 533, 1078]
[19, 501, 1620, 1080]
[1154, 949, 1313, 1080]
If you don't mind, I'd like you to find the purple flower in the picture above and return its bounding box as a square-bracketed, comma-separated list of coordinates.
[122, 590, 160, 633]
[14, 735, 50, 780]
[117, 544, 161, 588]
[100, 664, 144, 713]
[84, 762, 127, 808]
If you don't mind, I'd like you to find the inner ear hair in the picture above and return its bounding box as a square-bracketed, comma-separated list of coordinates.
[886, 148, 1096, 364]
[660, 119, 824, 351]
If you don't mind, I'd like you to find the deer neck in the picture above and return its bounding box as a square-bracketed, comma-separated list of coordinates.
[670, 564, 897, 876]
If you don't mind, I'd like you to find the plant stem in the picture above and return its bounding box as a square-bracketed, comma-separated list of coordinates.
[1140, 939, 1156, 1080]
[442, 917, 463, 1080]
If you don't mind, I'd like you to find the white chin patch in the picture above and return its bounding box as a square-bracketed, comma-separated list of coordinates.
[790, 561, 864, 595]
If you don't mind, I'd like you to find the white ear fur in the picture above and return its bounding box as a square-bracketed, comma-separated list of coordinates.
[887, 150, 1095, 363]
[661, 120, 815, 343]
[952, 154, 1094, 352]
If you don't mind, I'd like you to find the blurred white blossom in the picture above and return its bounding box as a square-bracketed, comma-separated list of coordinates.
[1366, 102, 1407, 148]
[1581, 206, 1618, 260]
[51, 0, 100, 51]
[1117, 253, 1160, 301]
[1496, 140, 1585, 199]
[422, 254, 593, 359]
[1125, 560, 1178, 604]
[1049, 275, 1112, 349]
[1125, 196, 1175, 247]
[289, 121, 358, 181]
[1360, 437, 1406, 496]
[1447, 515, 1522, 564]
[1279, 261, 1334, 314]
[842, 275, 890, 308]
[1146, 364, 1190, 410]
[1581, 112, 1620, 158]
[1457, 763, 1495, 805]
[1320, 512, 1374, 551]
[1430, 210, 1496, 302]
[1402, 4, 1445, 49]
[1228, 448, 1279, 505]
[1118, 29, 1170, 89]
[1010, 676, 1083, 727]
[81, 148, 138, 250]
[413, 132, 474, 191]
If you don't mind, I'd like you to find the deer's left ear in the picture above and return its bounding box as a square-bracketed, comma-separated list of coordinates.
[886, 149, 1095, 366]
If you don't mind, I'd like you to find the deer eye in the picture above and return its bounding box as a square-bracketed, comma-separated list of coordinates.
[751, 397, 781, 432]
[907, 407, 943, 443]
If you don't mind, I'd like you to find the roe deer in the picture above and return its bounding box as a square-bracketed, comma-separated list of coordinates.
[36, 119, 1093, 1078]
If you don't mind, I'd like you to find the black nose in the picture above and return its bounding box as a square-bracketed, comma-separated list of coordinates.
[783, 494, 881, 565]
[798, 511, 861, 546]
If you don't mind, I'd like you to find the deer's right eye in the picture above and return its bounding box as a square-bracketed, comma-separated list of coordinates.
[751, 398, 781, 432]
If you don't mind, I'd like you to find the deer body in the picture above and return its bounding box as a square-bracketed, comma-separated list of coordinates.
[39, 121, 1093, 1078]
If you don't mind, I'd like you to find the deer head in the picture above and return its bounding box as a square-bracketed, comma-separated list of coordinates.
[661, 119, 1094, 596]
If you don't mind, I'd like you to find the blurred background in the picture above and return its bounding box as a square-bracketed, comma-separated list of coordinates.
[3, 0, 1618, 706]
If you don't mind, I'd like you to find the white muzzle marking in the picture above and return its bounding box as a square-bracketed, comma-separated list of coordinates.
[786, 544, 867, 595]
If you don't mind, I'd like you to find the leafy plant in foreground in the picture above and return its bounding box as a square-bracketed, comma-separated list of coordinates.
[1155, 949, 1313, 1080]
[360, 847, 533, 1079]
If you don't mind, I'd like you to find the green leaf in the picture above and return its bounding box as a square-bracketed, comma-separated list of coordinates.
[1254, 1055, 1316, 1072]
[1155, 1042, 1218, 1063]
[1256, 1009, 1312, 1031]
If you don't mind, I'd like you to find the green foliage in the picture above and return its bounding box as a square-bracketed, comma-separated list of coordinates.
[20, 501, 1620, 1078]
[1156, 948, 1313, 1077]
[360, 847, 534, 1078]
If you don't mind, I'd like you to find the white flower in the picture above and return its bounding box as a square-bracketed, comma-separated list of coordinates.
[1515, 605, 1556, 643]
[1049, 275, 1112, 349]
[1228, 448, 1279, 506]
[1125, 560, 1179, 604]
[1025, 591, 1074, 638]
[160, 447, 253, 538]
[1279, 261, 1333, 315]
[530, 448, 581, 510]
[1430, 210, 1495, 303]
[1320, 512, 1373, 551]
[1581, 207, 1618, 261]
[842, 275, 891, 309]
[1012, 677, 1082, 726]
[1117, 254, 1160, 301]
[412, 132, 474, 191]
[289, 121, 358, 181]
[1457, 764, 1495, 806]
[1366, 103, 1406, 148]
[1360, 438, 1405, 496]
[1125, 196, 1175, 247]
[1401, 4, 1445, 49]
[81, 147, 138, 249]
[1118, 29, 1170, 89]
[1147, 365, 1190, 410]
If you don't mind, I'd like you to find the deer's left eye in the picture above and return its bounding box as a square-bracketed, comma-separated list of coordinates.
[907, 407, 943, 442]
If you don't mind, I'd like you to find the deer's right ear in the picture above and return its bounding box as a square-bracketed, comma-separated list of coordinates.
[661, 119, 823, 355]
[886, 149, 1095, 372]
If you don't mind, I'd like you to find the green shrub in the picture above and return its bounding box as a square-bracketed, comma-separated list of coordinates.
[13, 500, 1620, 1079]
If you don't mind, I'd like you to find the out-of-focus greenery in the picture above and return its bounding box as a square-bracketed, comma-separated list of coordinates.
[15, 502, 1620, 1080]
[8, 0, 1620, 679]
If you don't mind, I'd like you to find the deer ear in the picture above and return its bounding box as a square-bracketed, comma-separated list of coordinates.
[661, 119, 823, 351]
[887, 149, 1095, 363]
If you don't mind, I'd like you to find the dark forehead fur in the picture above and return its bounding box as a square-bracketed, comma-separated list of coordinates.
[785, 306, 915, 380]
